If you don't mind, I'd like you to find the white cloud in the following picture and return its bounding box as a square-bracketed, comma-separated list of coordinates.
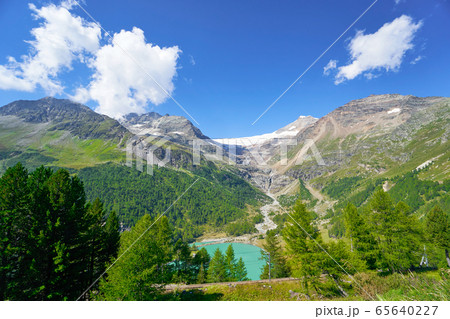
[0, 2, 101, 94]
[410, 55, 423, 65]
[323, 59, 337, 76]
[0, 1, 182, 119]
[79, 27, 181, 118]
[334, 15, 422, 84]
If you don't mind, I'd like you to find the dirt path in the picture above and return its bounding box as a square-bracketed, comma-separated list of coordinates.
[165, 277, 299, 291]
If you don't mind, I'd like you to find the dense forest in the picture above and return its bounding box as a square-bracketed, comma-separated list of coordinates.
[77, 163, 268, 241]
[1, 162, 448, 301]
[0, 163, 120, 300]
[0, 163, 252, 301]
[319, 170, 450, 239]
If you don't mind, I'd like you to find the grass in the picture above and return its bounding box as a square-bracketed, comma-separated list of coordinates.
[161, 269, 450, 301]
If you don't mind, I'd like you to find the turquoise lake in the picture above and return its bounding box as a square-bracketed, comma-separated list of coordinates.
[196, 243, 265, 280]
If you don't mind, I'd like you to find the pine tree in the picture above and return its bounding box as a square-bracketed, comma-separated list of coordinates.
[207, 248, 227, 283]
[343, 203, 376, 269]
[193, 247, 210, 283]
[0, 163, 29, 300]
[283, 198, 324, 292]
[103, 210, 120, 262]
[225, 245, 237, 281]
[172, 239, 192, 283]
[260, 231, 289, 279]
[197, 263, 207, 284]
[368, 190, 421, 272]
[85, 198, 105, 287]
[425, 205, 450, 267]
[0, 164, 120, 300]
[234, 258, 248, 281]
[98, 215, 173, 300]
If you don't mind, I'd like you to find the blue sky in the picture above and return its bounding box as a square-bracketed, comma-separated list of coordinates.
[0, 0, 449, 138]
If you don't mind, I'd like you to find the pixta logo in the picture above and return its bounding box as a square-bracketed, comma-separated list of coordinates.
[126, 135, 325, 175]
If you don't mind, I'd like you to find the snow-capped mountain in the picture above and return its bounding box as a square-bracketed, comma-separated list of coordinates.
[214, 115, 318, 146]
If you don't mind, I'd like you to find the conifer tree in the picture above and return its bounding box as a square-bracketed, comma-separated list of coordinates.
[207, 248, 227, 283]
[234, 258, 248, 281]
[0, 164, 120, 300]
[103, 210, 120, 262]
[343, 203, 376, 269]
[426, 205, 450, 267]
[197, 263, 207, 284]
[85, 198, 106, 286]
[225, 244, 237, 281]
[260, 231, 289, 279]
[283, 198, 324, 292]
[193, 248, 210, 283]
[172, 239, 192, 283]
[0, 163, 29, 300]
[368, 190, 421, 272]
[98, 215, 173, 300]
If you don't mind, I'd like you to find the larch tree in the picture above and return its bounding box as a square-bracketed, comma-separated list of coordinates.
[425, 205, 450, 267]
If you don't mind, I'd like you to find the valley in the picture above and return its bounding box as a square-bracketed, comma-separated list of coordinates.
[1, 94, 448, 301]
[1, 94, 448, 237]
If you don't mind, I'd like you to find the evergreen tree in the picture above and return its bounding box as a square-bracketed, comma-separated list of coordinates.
[207, 249, 227, 283]
[260, 231, 289, 279]
[234, 258, 248, 281]
[368, 190, 421, 272]
[193, 247, 210, 283]
[425, 205, 450, 267]
[197, 263, 207, 284]
[98, 215, 173, 300]
[343, 203, 376, 269]
[103, 210, 120, 262]
[225, 245, 237, 281]
[322, 240, 354, 297]
[85, 198, 106, 287]
[0, 164, 120, 300]
[172, 239, 192, 283]
[283, 198, 324, 292]
[0, 163, 29, 300]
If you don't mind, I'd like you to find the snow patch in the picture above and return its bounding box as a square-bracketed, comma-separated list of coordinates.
[214, 130, 299, 146]
[387, 108, 401, 114]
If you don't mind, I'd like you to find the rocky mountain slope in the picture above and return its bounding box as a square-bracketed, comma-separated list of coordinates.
[1, 94, 448, 219]
[121, 111, 210, 147]
[284, 94, 449, 182]
[0, 97, 269, 235]
[257, 94, 449, 217]
[207, 94, 449, 218]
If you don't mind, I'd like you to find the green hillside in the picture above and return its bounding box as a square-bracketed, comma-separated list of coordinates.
[77, 162, 268, 241]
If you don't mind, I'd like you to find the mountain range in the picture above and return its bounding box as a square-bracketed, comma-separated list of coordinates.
[1, 94, 448, 235]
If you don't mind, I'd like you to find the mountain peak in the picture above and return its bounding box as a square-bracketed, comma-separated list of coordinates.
[120, 111, 209, 145]
[0, 97, 129, 141]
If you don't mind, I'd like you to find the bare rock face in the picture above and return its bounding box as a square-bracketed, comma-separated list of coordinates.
[283, 94, 449, 185]
[120, 112, 210, 147]
[227, 94, 449, 194]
